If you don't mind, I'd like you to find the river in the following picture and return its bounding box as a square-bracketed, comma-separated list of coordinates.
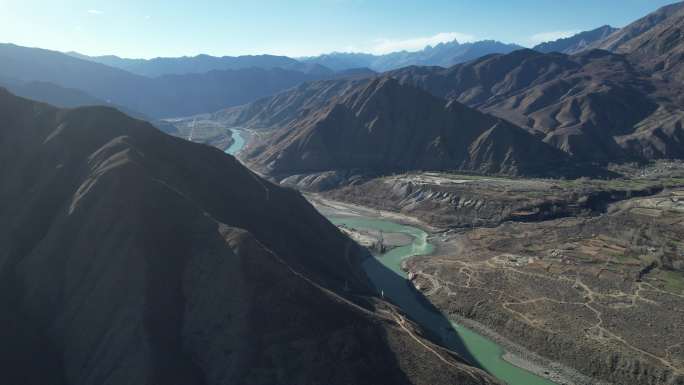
[328, 216, 558, 385]
[222, 133, 558, 385]
[225, 129, 245, 155]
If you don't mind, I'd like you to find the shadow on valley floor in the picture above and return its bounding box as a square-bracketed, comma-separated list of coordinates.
[343, 213, 562, 385]
[359, 249, 484, 370]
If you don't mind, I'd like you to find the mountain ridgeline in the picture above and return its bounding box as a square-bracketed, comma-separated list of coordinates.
[0, 44, 347, 119]
[68, 39, 524, 74]
[67, 52, 335, 77]
[388, 47, 684, 162]
[465, 1, 684, 159]
[533, 25, 618, 54]
[598, 1, 684, 82]
[535, 1, 684, 81]
[0, 88, 502, 385]
[217, 77, 571, 179]
[300, 40, 523, 72]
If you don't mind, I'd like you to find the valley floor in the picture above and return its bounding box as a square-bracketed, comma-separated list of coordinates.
[307, 194, 599, 385]
[308, 166, 684, 385]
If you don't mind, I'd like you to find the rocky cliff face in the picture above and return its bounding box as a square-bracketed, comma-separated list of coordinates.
[0, 89, 501, 385]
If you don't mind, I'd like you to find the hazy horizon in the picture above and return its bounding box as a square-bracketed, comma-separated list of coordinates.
[1, 0, 677, 59]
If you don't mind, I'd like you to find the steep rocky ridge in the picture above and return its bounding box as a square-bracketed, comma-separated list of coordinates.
[0, 89, 501, 385]
[599, 1, 684, 81]
[67, 52, 333, 77]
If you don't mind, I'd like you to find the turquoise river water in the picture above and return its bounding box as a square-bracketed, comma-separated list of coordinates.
[329, 216, 558, 385]
[225, 129, 245, 155]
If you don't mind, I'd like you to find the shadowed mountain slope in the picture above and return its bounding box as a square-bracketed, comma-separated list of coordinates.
[67, 52, 334, 77]
[0, 77, 152, 120]
[0, 44, 333, 118]
[0, 89, 501, 385]
[218, 77, 569, 177]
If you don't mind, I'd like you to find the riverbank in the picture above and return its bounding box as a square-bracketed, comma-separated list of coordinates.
[337, 225, 413, 253]
[306, 193, 439, 231]
[427, 234, 605, 385]
[450, 314, 609, 385]
[310, 195, 599, 385]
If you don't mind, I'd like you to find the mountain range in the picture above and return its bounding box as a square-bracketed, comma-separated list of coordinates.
[0, 21, 656, 123]
[389, 48, 684, 162]
[0, 88, 500, 385]
[0, 44, 373, 119]
[216, 77, 571, 178]
[202, 1, 684, 180]
[299, 40, 524, 72]
[67, 51, 335, 77]
[390, 2, 684, 161]
[1, 1, 680, 124]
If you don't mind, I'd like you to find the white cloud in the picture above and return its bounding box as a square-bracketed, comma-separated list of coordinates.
[369, 32, 476, 55]
[87, 9, 104, 15]
[528, 30, 580, 46]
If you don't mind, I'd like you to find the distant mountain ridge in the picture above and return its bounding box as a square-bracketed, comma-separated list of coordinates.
[66, 39, 522, 76]
[591, 1, 684, 53]
[533, 25, 618, 54]
[389, 47, 684, 161]
[0, 43, 338, 118]
[67, 51, 335, 77]
[300, 39, 524, 71]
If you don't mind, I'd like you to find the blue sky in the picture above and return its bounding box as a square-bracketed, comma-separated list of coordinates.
[0, 0, 677, 58]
